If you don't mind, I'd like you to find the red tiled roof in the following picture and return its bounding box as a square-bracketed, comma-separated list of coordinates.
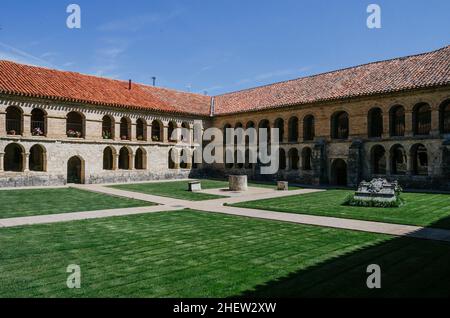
[0, 60, 211, 116]
[213, 45, 450, 115]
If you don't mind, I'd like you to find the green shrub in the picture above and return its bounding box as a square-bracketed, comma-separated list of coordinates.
[342, 194, 404, 208]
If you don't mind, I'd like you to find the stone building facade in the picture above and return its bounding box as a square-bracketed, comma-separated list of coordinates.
[1, 45, 450, 189]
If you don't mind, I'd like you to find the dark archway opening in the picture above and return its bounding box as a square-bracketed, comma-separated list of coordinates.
[331, 159, 347, 186]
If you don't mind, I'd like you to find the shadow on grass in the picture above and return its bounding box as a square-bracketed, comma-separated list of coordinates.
[237, 216, 450, 298]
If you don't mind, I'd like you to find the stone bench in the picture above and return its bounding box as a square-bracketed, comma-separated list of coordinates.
[188, 181, 202, 192]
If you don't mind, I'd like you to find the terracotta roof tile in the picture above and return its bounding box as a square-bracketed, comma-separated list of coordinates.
[0, 61, 211, 116]
[213, 45, 450, 115]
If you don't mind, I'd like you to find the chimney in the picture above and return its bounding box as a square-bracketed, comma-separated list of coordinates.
[152, 77, 156, 86]
[128, 79, 132, 90]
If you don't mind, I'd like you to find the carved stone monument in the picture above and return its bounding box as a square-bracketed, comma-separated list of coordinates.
[354, 178, 399, 203]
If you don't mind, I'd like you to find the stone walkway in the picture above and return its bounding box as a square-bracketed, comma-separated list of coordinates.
[1, 183, 450, 243]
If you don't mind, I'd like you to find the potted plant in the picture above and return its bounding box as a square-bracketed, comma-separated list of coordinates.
[102, 131, 111, 139]
[7, 130, 16, 135]
[152, 136, 159, 142]
[67, 130, 82, 138]
[121, 135, 128, 140]
[32, 127, 44, 136]
[137, 135, 144, 141]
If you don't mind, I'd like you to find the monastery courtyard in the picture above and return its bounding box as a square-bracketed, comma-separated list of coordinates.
[1, 179, 450, 298]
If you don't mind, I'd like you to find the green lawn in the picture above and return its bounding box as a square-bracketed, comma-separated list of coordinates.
[0, 188, 153, 219]
[1, 210, 449, 298]
[110, 179, 301, 201]
[231, 190, 450, 229]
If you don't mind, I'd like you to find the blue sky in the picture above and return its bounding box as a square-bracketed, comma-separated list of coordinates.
[0, 0, 449, 95]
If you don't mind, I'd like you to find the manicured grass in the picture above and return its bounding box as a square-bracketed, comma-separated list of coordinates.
[0, 210, 389, 298]
[1, 210, 449, 297]
[231, 190, 450, 229]
[110, 179, 301, 201]
[0, 188, 153, 219]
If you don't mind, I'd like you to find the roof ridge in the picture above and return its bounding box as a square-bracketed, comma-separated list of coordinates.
[214, 45, 450, 97]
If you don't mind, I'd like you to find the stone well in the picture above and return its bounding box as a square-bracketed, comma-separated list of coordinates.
[229, 175, 248, 191]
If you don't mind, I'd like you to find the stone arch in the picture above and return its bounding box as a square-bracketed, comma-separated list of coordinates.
[151, 120, 163, 142]
[181, 122, 190, 143]
[390, 144, 407, 175]
[118, 146, 132, 170]
[389, 105, 405, 137]
[102, 115, 114, 140]
[331, 111, 349, 139]
[439, 99, 450, 134]
[411, 144, 428, 176]
[303, 115, 315, 141]
[258, 119, 271, 142]
[66, 111, 85, 138]
[5, 106, 23, 135]
[31, 108, 47, 136]
[279, 148, 286, 170]
[29, 144, 46, 172]
[371, 145, 386, 175]
[4, 143, 25, 172]
[302, 147, 312, 171]
[67, 156, 85, 184]
[168, 148, 177, 169]
[288, 148, 299, 170]
[413, 102, 431, 136]
[103, 146, 116, 170]
[368, 107, 383, 138]
[288, 117, 299, 142]
[120, 117, 131, 140]
[136, 118, 147, 141]
[274, 118, 284, 143]
[135, 147, 147, 170]
[331, 159, 347, 186]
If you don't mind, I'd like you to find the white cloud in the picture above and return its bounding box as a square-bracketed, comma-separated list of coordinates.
[0, 41, 53, 67]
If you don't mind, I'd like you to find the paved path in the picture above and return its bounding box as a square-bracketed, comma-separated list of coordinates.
[1, 183, 450, 243]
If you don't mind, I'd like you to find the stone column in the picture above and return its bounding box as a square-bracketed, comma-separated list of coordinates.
[0, 152, 4, 171]
[431, 108, 440, 136]
[131, 122, 136, 141]
[23, 113, 31, 137]
[385, 150, 391, 176]
[283, 120, 289, 143]
[23, 152, 30, 172]
[405, 110, 413, 137]
[347, 140, 363, 187]
[0, 111, 5, 134]
[147, 123, 153, 142]
[382, 112, 390, 138]
[297, 119, 303, 143]
[406, 153, 413, 176]
[129, 153, 135, 170]
[163, 125, 169, 143]
[114, 121, 121, 141]
[113, 154, 118, 170]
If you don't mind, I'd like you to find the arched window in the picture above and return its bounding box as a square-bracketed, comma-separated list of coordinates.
[67, 156, 84, 184]
[136, 119, 147, 141]
[180, 149, 189, 169]
[391, 145, 407, 175]
[368, 108, 383, 138]
[181, 122, 190, 143]
[223, 123, 232, 145]
[440, 100, 450, 134]
[331, 111, 349, 139]
[29, 144, 46, 172]
[411, 144, 428, 176]
[4, 143, 24, 172]
[135, 148, 146, 170]
[390, 105, 405, 137]
[6, 106, 23, 135]
[303, 115, 315, 141]
[168, 148, 177, 169]
[152, 120, 162, 142]
[246, 121, 255, 129]
[118, 147, 131, 170]
[168, 121, 177, 142]
[288, 117, 299, 142]
[302, 147, 312, 171]
[413, 103, 431, 135]
[66, 112, 84, 138]
[31, 109, 46, 136]
[103, 147, 114, 170]
[288, 148, 299, 170]
[331, 159, 347, 186]
[258, 120, 271, 142]
[279, 149, 286, 170]
[102, 115, 114, 140]
[274, 118, 284, 143]
[371, 145, 386, 175]
[120, 117, 131, 140]
[245, 121, 255, 146]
